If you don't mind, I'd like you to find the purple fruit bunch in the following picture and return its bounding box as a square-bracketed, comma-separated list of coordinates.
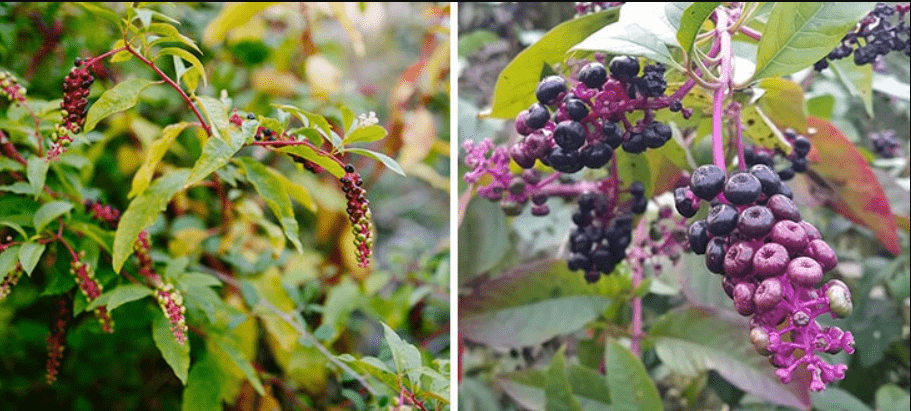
[676, 163, 855, 391]
[814, 2, 910, 71]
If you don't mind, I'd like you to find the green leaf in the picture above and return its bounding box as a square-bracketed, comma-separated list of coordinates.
[498, 365, 611, 411]
[84, 78, 156, 132]
[235, 157, 303, 253]
[461, 260, 628, 348]
[278, 145, 345, 177]
[153, 310, 190, 384]
[270, 168, 316, 212]
[147, 23, 202, 54]
[85, 283, 152, 312]
[488, 9, 619, 118]
[154, 47, 207, 88]
[875, 384, 910, 411]
[0, 222, 27, 241]
[202, 2, 277, 46]
[344, 125, 387, 145]
[68, 221, 115, 254]
[740, 105, 793, 154]
[195, 96, 231, 139]
[0, 157, 24, 173]
[545, 347, 584, 411]
[182, 354, 222, 411]
[604, 340, 661, 411]
[113, 169, 191, 272]
[212, 335, 265, 395]
[0, 182, 36, 195]
[130, 122, 192, 197]
[0, 245, 21, 278]
[73, 2, 123, 29]
[752, 3, 876, 81]
[382, 322, 422, 384]
[27, 156, 50, 198]
[458, 29, 500, 57]
[810, 387, 873, 411]
[343, 147, 405, 176]
[829, 57, 874, 118]
[650, 308, 811, 409]
[33, 201, 74, 233]
[670, 2, 720, 55]
[185, 127, 247, 190]
[339, 105, 355, 134]
[275, 105, 332, 139]
[458, 197, 509, 280]
[757, 77, 808, 133]
[18, 242, 46, 276]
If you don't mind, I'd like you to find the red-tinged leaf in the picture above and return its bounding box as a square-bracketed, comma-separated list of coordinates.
[806, 116, 899, 255]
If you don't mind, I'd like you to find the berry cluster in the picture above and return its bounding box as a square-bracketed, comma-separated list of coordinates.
[814, 2, 910, 71]
[870, 130, 903, 158]
[340, 164, 373, 268]
[49, 58, 95, 160]
[0, 262, 22, 301]
[70, 257, 114, 333]
[46, 293, 72, 385]
[742, 130, 812, 184]
[511, 56, 682, 175]
[0, 71, 26, 104]
[85, 199, 121, 229]
[675, 164, 854, 391]
[135, 231, 188, 344]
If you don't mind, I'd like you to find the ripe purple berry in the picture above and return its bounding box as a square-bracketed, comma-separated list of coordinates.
[802, 239, 838, 272]
[737, 205, 775, 238]
[554, 120, 586, 151]
[787, 256, 823, 287]
[687, 220, 710, 254]
[754, 277, 784, 311]
[690, 165, 726, 201]
[706, 203, 739, 236]
[674, 187, 699, 218]
[579, 62, 608, 89]
[733, 282, 757, 315]
[724, 242, 754, 277]
[535, 75, 566, 105]
[581, 142, 613, 169]
[525, 103, 550, 130]
[766, 194, 801, 222]
[602, 122, 624, 149]
[749, 164, 782, 197]
[565, 97, 589, 122]
[705, 237, 727, 274]
[753, 243, 790, 278]
[770, 220, 809, 254]
[724, 172, 762, 205]
[609, 56, 640, 82]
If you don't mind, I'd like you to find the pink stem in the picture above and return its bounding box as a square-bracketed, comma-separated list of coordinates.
[712, 9, 733, 170]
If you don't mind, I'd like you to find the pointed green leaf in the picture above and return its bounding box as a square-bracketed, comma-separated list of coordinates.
[277, 145, 345, 177]
[545, 348, 584, 411]
[154, 47, 207, 88]
[829, 57, 874, 118]
[498, 365, 611, 411]
[574, 21, 676, 67]
[344, 125, 387, 145]
[27, 156, 49, 198]
[130, 122, 192, 197]
[113, 169, 191, 272]
[604, 340, 661, 411]
[84, 78, 156, 132]
[182, 354, 222, 411]
[86, 283, 152, 312]
[0, 182, 36, 195]
[0, 157, 24, 173]
[275, 105, 332, 139]
[185, 127, 247, 189]
[671, 2, 720, 55]
[153, 310, 190, 384]
[235, 158, 303, 253]
[18, 241, 46, 276]
[0, 245, 21, 278]
[147, 23, 202, 54]
[753, 3, 876, 80]
[33, 201, 74, 233]
[67, 221, 115, 254]
[344, 147, 405, 176]
[212, 335, 265, 395]
[195, 96, 231, 139]
[488, 9, 620, 118]
[757, 77, 808, 133]
[270, 168, 316, 212]
[382, 323, 422, 384]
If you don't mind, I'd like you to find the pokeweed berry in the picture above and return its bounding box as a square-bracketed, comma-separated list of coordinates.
[738, 205, 775, 238]
[673, 187, 700, 218]
[578, 61, 608, 89]
[548, 146, 584, 173]
[724, 172, 762, 205]
[687, 220, 710, 254]
[602, 122, 624, 149]
[690, 165, 726, 200]
[706, 203, 738, 236]
[564, 97, 589, 121]
[154, 283, 188, 345]
[0, 262, 22, 301]
[0, 71, 27, 104]
[553, 120, 586, 151]
[749, 164, 781, 197]
[621, 131, 647, 154]
[46, 294, 72, 385]
[609, 56, 640, 82]
[525, 103, 550, 130]
[48, 59, 96, 160]
[704, 237, 727, 274]
[786, 256, 824, 287]
[70, 258, 114, 333]
[535, 75, 566, 105]
[581, 142, 612, 169]
[753, 242, 790, 278]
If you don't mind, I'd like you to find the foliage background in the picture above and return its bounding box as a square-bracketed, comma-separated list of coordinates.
[457, 3, 909, 411]
[0, 2, 449, 410]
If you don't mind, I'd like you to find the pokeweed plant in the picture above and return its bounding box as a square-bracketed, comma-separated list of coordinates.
[460, 2, 908, 410]
[1, 3, 449, 410]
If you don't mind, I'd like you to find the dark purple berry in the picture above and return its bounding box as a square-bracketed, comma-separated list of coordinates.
[548, 146, 583, 173]
[568, 253, 592, 271]
[777, 183, 794, 199]
[791, 157, 808, 173]
[787, 256, 823, 287]
[602, 122, 624, 148]
[705, 238, 727, 274]
[793, 136, 811, 158]
[800, 221, 821, 242]
[622, 132, 646, 154]
[754, 277, 784, 311]
[581, 142, 613, 169]
[531, 192, 548, 206]
[531, 204, 549, 216]
[687, 220, 710, 254]
[554, 120, 586, 151]
[770, 220, 809, 254]
[578, 192, 596, 212]
[669, 100, 682, 112]
[733, 283, 757, 315]
[674, 187, 699, 218]
[766, 194, 801, 222]
[724, 172, 762, 205]
[345, 163, 356, 173]
[609, 56, 640, 81]
[584, 269, 601, 283]
[535, 75, 566, 105]
[706, 204, 738, 236]
[572, 211, 591, 226]
[571, 232, 593, 254]
[802, 239, 837, 272]
[737, 205, 775, 238]
[690, 165, 726, 201]
[525, 103, 550, 129]
[510, 144, 536, 169]
[753, 243, 790, 278]
[724, 242, 755, 277]
[643, 121, 670, 148]
[629, 182, 645, 198]
[749, 164, 781, 197]
[778, 167, 795, 181]
[565, 97, 589, 122]
[579, 62, 608, 89]
[631, 196, 647, 214]
[591, 247, 615, 273]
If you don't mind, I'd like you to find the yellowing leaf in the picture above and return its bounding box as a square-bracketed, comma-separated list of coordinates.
[758, 78, 807, 133]
[202, 3, 278, 46]
[130, 122, 192, 198]
[398, 108, 436, 169]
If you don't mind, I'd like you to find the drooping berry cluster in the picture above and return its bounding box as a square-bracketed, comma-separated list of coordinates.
[49, 58, 95, 160]
[0, 71, 26, 104]
[340, 164, 373, 268]
[814, 2, 910, 71]
[511, 56, 683, 175]
[85, 199, 120, 229]
[46, 293, 72, 385]
[70, 257, 114, 333]
[676, 164, 854, 391]
[135, 231, 188, 344]
[742, 130, 812, 185]
[0, 262, 22, 301]
[870, 130, 903, 158]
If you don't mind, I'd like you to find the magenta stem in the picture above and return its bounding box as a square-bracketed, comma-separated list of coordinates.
[712, 9, 733, 170]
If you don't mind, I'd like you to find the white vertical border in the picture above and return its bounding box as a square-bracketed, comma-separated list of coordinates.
[448, 1, 459, 409]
